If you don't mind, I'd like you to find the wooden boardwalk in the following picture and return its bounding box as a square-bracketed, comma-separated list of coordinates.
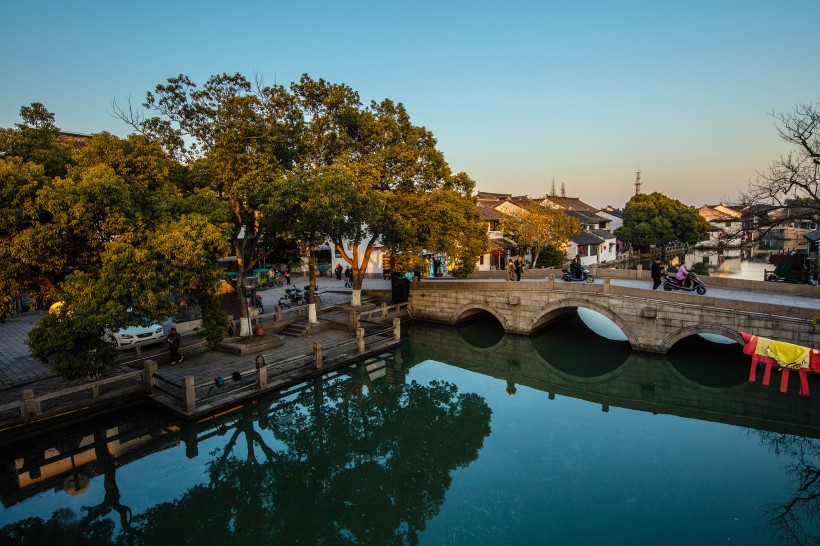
[0, 302, 409, 439]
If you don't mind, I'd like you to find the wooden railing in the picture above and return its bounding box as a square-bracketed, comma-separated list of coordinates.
[158, 319, 403, 416]
[351, 302, 410, 327]
[0, 365, 154, 428]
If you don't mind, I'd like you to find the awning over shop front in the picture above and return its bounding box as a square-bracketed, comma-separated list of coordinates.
[489, 237, 518, 251]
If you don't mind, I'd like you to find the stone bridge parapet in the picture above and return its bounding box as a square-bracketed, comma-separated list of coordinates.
[409, 280, 819, 353]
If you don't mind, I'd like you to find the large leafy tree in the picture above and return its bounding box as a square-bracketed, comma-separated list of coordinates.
[497, 201, 580, 266]
[387, 189, 488, 279]
[0, 102, 73, 178]
[319, 97, 483, 303]
[614, 192, 709, 252]
[139, 74, 485, 308]
[0, 107, 231, 378]
[263, 166, 358, 319]
[115, 73, 294, 334]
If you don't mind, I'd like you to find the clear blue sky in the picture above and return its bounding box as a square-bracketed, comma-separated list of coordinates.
[2, 1, 819, 208]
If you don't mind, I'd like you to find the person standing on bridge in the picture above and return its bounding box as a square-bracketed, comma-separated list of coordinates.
[515, 256, 524, 281]
[507, 259, 516, 281]
[651, 258, 665, 290]
[166, 327, 183, 363]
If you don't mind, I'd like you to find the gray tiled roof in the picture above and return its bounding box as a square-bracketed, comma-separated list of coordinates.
[566, 210, 608, 225]
[571, 231, 605, 245]
[804, 228, 820, 242]
[589, 229, 616, 240]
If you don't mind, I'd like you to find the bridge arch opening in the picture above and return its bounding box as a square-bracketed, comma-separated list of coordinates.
[530, 308, 631, 378]
[667, 334, 748, 388]
[454, 309, 505, 349]
[530, 301, 633, 342]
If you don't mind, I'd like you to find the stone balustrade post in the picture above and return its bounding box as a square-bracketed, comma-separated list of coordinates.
[143, 360, 157, 394]
[182, 376, 196, 413]
[313, 341, 323, 369]
[381, 302, 388, 317]
[256, 362, 268, 388]
[275, 307, 282, 322]
[393, 318, 401, 341]
[21, 389, 38, 422]
[357, 327, 365, 353]
[603, 278, 611, 294]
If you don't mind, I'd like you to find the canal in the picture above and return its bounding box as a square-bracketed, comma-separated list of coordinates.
[2, 312, 819, 545]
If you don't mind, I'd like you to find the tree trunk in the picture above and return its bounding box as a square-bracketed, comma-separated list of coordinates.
[334, 235, 378, 308]
[234, 234, 253, 337]
[307, 245, 318, 323]
[350, 267, 366, 308]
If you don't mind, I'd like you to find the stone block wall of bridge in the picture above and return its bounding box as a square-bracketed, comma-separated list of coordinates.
[409, 280, 818, 353]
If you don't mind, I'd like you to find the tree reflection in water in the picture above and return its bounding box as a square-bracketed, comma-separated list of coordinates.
[754, 431, 820, 545]
[0, 363, 491, 545]
[132, 367, 491, 545]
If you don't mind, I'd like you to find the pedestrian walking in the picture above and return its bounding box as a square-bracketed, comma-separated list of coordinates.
[507, 259, 516, 281]
[166, 327, 183, 363]
[336, 263, 343, 280]
[515, 256, 524, 281]
[344, 266, 353, 288]
[284, 266, 291, 285]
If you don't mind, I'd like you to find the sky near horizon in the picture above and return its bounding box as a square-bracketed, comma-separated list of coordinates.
[2, 1, 819, 209]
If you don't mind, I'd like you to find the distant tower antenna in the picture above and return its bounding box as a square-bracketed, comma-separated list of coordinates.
[634, 167, 642, 195]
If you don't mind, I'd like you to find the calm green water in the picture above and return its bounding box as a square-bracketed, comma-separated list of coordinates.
[2, 313, 820, 545]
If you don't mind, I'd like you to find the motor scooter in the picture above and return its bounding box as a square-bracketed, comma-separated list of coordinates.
[662, 271, 707, 295]
[561, 264, 595, 283]
[279, 288, 306, 308]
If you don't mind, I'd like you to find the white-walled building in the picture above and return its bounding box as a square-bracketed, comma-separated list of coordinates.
[696, 204, 745, 248]
[596, 207, 624, 232]
[327, 238, 387, 278]
[566, 229, 618, 265]
[474, 192, 533, 271]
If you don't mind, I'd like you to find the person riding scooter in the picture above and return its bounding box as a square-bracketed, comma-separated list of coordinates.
[675, 263, 690, 288]
[570, 257, 584, 280]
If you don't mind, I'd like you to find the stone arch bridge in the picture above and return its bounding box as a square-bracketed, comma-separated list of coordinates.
[408, 278, 820, 353]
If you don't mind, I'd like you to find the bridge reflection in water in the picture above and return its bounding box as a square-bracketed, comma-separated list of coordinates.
[2, 313, 820, 544]
[421, 311, 820, 437]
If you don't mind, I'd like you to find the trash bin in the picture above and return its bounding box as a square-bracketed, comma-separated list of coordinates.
[391, 273, 410, 303]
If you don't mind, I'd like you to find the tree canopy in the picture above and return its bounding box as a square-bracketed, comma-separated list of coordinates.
[614, 192, 710, 251]
[125, 73, 487, 308]
[497, 202, 580, 266]
[0, 105, 231, 378]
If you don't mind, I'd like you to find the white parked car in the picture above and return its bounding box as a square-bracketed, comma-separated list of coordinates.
[103, 322, 165, 349]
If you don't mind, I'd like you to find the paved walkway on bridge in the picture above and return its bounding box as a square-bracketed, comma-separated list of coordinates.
[434, 276, 820, 311]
